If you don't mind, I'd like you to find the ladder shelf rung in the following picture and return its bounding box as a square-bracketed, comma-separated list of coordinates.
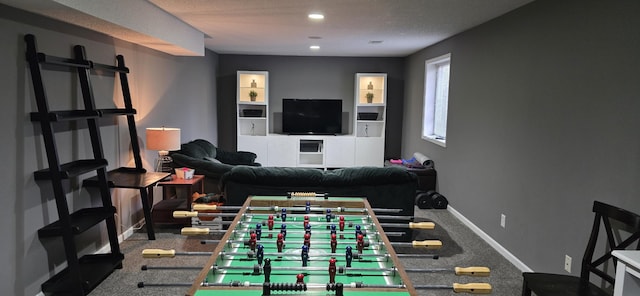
[30, 110, 101, 122]
[33, 159, 108, 180]
[98, 108, 136, 116]
[91, 61, 129, 73]
[35, 52, 91, 69]
[37, 207, 117, 238]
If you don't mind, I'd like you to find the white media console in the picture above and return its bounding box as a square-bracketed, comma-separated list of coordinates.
[236, 71, 387, 169]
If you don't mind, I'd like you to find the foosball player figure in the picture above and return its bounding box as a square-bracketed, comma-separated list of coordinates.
[303, 215, 310, 229]
[355, 225, 362, 239]
[255, 223, 262, 240]
[296, 273, 305, 285]
[263, 258, 272, 282]
[339, 216, 345, 239]
[301, 245, 309, 267]
[256, 244, 264, 266]
[345, 246, 353, 267]
[281, 208, 287, 222]
[267, 215, 274, 230]
[305, 201, 311, 214]
[328, 258, 337, 283]
[303, 233, 311, 248]
[280, 224, 287, 239]
[330, 224, 337, 236]
[330, 233, 337, 253]
[305, 223, 312, 235]
[249, 233, 257, 252]
[276, 233, 285, 253]
[326, 209, 332, 222]
[356, 234, 365, 254]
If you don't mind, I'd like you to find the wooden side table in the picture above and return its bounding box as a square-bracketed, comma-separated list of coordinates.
[84, 168, 171, 240]
[153, 174, 205, 225]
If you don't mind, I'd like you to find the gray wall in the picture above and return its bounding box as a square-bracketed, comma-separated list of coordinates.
[402, 0, 640, 274]
[216, 55, 405, 159]
[0, 5, 218, 295]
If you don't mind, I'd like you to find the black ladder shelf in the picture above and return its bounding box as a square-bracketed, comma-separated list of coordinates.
[25, 34, 139, 295]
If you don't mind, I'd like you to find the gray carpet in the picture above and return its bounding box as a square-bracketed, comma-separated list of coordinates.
[91, 207, 523, 295]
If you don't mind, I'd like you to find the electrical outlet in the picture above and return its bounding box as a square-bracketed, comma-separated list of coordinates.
[564, 255, 572, 273]
[500, 214, 506, 228]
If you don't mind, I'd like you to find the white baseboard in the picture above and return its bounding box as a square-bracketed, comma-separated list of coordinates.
[447, 206, 532, 272]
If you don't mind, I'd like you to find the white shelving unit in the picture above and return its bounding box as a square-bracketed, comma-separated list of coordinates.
[237, 71, 269, 164]
[235, 72, 387, 168]
[354, 73, 387, 166]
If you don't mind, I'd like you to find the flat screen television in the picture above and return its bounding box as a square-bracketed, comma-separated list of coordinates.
[282, 99, 342, 135]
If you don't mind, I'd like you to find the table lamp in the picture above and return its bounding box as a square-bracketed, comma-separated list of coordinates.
[146, 127, 181, 172]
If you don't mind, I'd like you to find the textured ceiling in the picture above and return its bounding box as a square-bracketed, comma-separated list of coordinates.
[148, 0, 534, 56]
[2, 0, 534, 57]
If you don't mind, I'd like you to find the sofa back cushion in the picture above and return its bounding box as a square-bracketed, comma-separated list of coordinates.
[221, 166, 324, 186]
[323, 166, 415, 186]
[179, 139, 217, 159]
[221, 166, 417, 188]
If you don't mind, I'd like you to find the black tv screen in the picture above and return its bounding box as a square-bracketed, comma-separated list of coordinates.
[282, 99, 342, 135]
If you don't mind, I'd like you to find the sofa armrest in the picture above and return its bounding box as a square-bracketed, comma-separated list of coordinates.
[171, 153, 235, 178]
[216, 150, 258, 165]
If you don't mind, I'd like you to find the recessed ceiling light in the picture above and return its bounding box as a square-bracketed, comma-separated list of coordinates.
[308, 36, 323, 40]
[308, 13, 324, 20]
[310, 45, 320, 50]
[369, 40, 383, 44]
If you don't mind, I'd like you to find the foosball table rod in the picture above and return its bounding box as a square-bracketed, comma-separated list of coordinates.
[196, 238, 443, 249]
[233, 219, 435, 230]
[192, 204, 403, 214]
[181, 226, 406, 237]
[137, 280, 492, 294]
[176, 210, 414, 222]
[207, 264, 489, 276]
[142, 248, 439, 260]
[140, 260, 484, 277]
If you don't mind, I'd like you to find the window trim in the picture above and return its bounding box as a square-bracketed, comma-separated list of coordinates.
[422, 53, 451, 148]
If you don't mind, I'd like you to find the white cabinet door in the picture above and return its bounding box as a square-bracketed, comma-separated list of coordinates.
[354, 137, 385, 167]
[324, 137, 356, 168]
[267, 135, 297, 167]
[238, 136, 268, 165]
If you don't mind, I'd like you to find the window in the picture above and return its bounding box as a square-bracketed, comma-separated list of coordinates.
[422, 53, 451, 147]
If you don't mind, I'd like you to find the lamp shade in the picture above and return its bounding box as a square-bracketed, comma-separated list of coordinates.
[146, 127, 181, 151]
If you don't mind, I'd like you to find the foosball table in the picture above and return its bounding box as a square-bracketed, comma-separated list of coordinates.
[141, 193, 492, 295]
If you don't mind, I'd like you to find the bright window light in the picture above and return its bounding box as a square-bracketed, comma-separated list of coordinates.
[422, 53, 451, 147]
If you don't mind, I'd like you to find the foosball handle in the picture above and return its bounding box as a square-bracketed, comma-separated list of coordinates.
[181, 227, 210, 235]
[412, 240, 443, 249]
[452, 283, 492, 294]
[142, 248, 176, 258]
[454, 267, 491, 277]
[408, 222, 436, 229]
[193, 204, 217, 211]
[173, 211, 198, 218]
